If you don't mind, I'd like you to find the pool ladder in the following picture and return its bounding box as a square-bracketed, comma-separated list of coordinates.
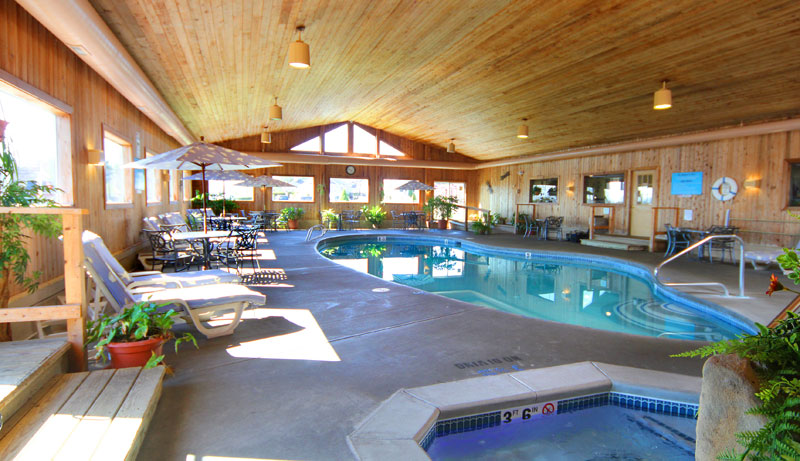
[305, 224, 327, 242]
[653, 234, 746, 298]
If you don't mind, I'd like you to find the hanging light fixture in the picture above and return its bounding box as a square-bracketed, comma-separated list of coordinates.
[269, 97, 282, 121]
[446, 138, 455, 153]
[260, 127, 272, 144]
[288, 25, 310, 69]
[517, 118, 529, 139]
[653, 80, 672, 110]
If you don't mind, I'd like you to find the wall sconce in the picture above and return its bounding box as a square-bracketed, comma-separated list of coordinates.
[88, 149, 104, 166]
[566, 184, 575, 192]
[744, 178, 761, 189]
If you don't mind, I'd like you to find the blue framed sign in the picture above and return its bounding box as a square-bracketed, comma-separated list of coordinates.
[671, 172, 703, 196]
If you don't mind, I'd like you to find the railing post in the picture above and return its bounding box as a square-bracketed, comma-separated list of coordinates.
[62, 212, 86, 371]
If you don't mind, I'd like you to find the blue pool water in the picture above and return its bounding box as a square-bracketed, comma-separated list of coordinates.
[318, 237, 749, 340]
[426, 405, 696, 460]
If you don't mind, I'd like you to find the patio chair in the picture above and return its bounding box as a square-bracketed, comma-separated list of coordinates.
[143, 229, 196, 272]
[390, 210, 404, 229]
[542, 216, 563, 240]
[83, 231, 240, 289]
[216, 226, 260, 273]
[521, 214, 538, 238]
[83, 236, 265, 338]
[341, 210, 361, 230]
[704, 226, 739, 263]
[744, 239, 800, 270]
[664, 224, 692, 256]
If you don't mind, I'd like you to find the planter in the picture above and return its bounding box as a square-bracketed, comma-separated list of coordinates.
[437, 219, 448, 230]
[287, 219, 298, 229]
[106, 337, 164, 369]
[371, 223, 380, 229]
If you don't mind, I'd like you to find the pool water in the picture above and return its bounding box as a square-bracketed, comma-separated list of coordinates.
[319, 239, 746, 340]
[426, 405, 695, 460]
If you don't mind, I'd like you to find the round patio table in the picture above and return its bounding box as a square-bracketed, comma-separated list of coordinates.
[171, 230, 230, 270]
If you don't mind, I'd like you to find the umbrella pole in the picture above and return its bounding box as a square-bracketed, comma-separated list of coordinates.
[263, 186, 267, 211]
[202, 165, 208, 232]
[222, 181, 226, 216]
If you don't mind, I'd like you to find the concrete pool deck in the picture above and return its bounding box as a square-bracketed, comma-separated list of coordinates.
[137, 229, 790, 460]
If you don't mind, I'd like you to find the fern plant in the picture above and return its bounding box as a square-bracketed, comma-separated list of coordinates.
[674, 312, 800, 459]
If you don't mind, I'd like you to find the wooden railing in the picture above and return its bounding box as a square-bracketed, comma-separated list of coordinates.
[453, 204, 491, 230]
[768, 295, 800, 328]
[0, 207, 88, 371]
[650, 206, 681, 252]
[513, 203, 537, 234]
[588, 205, 615, 239]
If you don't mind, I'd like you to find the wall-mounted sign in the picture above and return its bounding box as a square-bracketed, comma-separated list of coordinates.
[671, 172, 703, 195]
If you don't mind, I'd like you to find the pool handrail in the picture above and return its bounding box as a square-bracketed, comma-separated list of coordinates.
[653, 234, 746, 298]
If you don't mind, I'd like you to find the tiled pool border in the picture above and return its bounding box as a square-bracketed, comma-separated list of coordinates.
[317, 233, 757, 336]
[347, 361, 701, 461]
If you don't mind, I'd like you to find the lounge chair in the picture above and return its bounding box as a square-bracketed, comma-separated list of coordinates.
[83, 233, 264, 338]
[744, 240, 799, 270]
[84, 231, 240, 289]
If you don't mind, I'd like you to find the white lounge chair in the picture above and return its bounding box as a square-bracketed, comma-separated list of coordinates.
[744, 240, 799, 270]
[83, 233, 264, 338]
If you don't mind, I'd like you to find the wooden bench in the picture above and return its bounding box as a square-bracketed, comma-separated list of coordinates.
[0, 340, 165, 461]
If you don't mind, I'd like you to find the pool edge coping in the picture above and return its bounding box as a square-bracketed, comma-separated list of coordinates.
[346, 361, 701, 460]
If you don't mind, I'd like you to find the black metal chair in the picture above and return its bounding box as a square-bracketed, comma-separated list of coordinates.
[705, 226, 739, 263]
[521, 214, 537, 238]
[143, 229, 195, 272]
[216, 226, 260, 273]
[542, 216, 564, 240]
[341, 210, 361, 230]
[664, 224, 692, 256]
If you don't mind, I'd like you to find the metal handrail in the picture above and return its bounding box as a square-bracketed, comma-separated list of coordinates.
[653, 234, 746, 298]
[305, 224, 327, 242]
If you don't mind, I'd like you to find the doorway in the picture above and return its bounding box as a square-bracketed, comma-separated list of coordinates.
[630, 170, 656, 237]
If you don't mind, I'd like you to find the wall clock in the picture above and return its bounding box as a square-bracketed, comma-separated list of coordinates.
[710, 176, 738, 201]
[345, 165, 356, 175]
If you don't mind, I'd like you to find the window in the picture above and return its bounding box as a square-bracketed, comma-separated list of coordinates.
[530, 178, 558, 203]
[145, 151, 161, 205]
[324, 124, 348, 153]
[353, 124, 377, 155]
[103, 130, 133, 205]
[379, 140, 405, 157]
[169, 170, 179, 202]
[330, 178, 368, 203]
[789, 163, 800, 206]
[183, 171, 193, 201]
[383, 179, 419, 204]
[434, 181, 466, 222]
[584, 173, 625, 204]
[291, 136, 321, 152]
[208, 180, 254, 201]
[272, 176, 314, 202]
[0, 83, 72, 204]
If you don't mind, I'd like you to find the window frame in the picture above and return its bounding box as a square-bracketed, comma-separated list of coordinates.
[582, 172, 626, 205]
[207, 179, 255, 202]
[329, 177, 370, 203]
[271, 175, 315, 203]
[529, 177, 559, 204]
[144, 150, 162, 206]
[382, 178, 421, 204]
[786, 160, 800, 209]
[102, 126, 134, 209]
[433, 181, 467, 222]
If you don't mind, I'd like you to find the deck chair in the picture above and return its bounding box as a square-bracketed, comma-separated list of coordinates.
[744, 239, 800, 270]
[83, 235, 264, 338]
[84, 231, 240, 289]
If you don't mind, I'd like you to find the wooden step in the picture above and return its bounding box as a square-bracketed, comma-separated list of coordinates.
[0, 366, 165, 461]
[590, 234, 651, 246]
[580, 238, 647, 251]
[0, 339, 70, 430]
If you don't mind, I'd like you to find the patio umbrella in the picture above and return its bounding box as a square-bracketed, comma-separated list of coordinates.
[125, 139, 282, 230]
[183, 170, 252, 215]
[235, 175, 295, 211]
[395, 180, 434, 191]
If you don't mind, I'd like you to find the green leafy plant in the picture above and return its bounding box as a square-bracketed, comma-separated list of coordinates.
[279, 206, 305, 221]
[424, 195, 458, 221]
[0, 126, 62, 341]
[673, 312, 800, 460]
[361, 205, 387, 227]
[470, 212, 496, 235]
[190, 192, 239, 216]
[321, 208, 339, 229]
[86, 301, 197, 368]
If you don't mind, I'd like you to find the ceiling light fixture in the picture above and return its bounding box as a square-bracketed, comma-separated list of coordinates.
[653, 80, 672, 110]
[517, 118, 529, 139]
[288, 25, 310, 69]
[269, 97, 282, 121]
[446, 138, 455, 153]
[260, 127, 272, 144]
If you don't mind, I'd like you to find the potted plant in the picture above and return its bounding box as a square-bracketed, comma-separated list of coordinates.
[86, 301, 197, 369]
[425, 196, 458, 229]
[279, 206, 305, 229]
[470, 212, 497, 235]
[0, 121, 62, 341]
[321, 208, 339, 229]
[361, 205, 387, 229]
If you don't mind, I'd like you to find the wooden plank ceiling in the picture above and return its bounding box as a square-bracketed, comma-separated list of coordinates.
[88, 0, 800, 161]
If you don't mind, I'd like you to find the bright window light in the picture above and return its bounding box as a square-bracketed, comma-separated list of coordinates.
[208, 180, 254, 201]
[145, 151, 161, 205]
[434, 181, 466, 221]
[290, 136, 321, 152]
[272, 176, 314, 202]
[324, 124, 348, 153]
[103, 133, 133, 204]
[383, 179, 419, 204]
[330, 178, 368, 203]
[379, 140, 405, 157]
[353, 125, 376, 155]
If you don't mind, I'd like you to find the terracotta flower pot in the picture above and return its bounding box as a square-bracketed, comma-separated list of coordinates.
[106, 337, 164, 369]
[287, 219, 298, 229]
[437, 219, 448, 230]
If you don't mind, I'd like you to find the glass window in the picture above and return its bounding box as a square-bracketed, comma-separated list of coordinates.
[103, 131, 133, 204]
[353, 124, 377, 155]
[169, 170, 179, 202]
[183, 171, 193, 201]
[330, 178, 368, 203]
[529, 178, 558, 203]
[584, 173, 625, 204]
[635, 173, 654, 205]
[324, 124, 348, 153]
[208, 180, 254, 201]
[0, 84, 72, 204]
[272, 176, 314, 202]
[434, 181, 466, 222]
[145, 151, 161, 205]
[789, 163, 800, 206]
[383, 179, 419, 204]
[290, 136, 321, 152]
[379, 140, 405, 157]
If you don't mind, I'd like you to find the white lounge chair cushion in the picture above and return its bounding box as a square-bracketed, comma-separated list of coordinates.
[744, 249, 783, 263]
[129, 270, 240, 287]
[137, 284, 266, 309]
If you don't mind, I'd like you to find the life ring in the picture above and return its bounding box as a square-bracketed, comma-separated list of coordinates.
[711, 177, 737, 201]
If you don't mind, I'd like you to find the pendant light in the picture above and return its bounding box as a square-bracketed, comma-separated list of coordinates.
[260, 127, 272, 144]
[517, 118, 529, 139]
[269, 97, 282, 121]
[288, 25, 310, 69]
[653, 80, 672, 110]
[446, 138, 455, 153]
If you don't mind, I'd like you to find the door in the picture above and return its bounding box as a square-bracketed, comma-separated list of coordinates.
[630, 170, 656, 237]
[433, 181, 466, 222]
